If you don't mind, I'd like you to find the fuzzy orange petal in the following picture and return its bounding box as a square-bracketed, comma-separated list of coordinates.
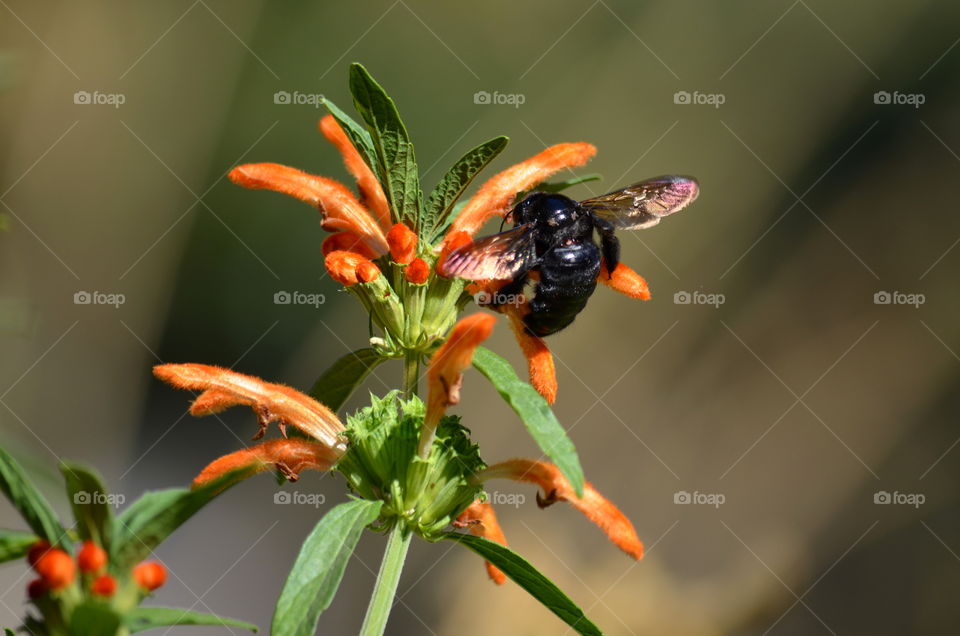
[457, 501, 507, 585]
[479, 459, 643, 560]
[448, 143, 597, 238]
[229, 163, 388, 255]
[192, 439, 340, 489]
[322, 232, 379, 259]
[319, 115, 391, 229]
[505, 309, 557, 404]
[387, 223, 418, 264]
[404, 257, 430, 284]
[153, 363, 345, 450]
[599, 261, 650, 300]
[357, 260, 382, 283]
[324, 249, 374, 286]
[420, 314, 496, 454]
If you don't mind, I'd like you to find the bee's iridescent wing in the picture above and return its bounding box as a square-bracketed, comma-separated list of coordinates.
[437, 224, 538, 281]
[581, 176, 699, 230]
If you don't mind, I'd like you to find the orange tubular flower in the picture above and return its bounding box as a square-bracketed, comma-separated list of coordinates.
[476, 459, 643, 561]
[91, 575, 117, 597]
[32, 549, 75, 590]
[506, 309, 557, 404]
[455, 501, 507, 585]
[356, 260, 382, 283]
[321, 231, 379, 259]
[447, 142, 596, 239]
[133, 561, 167, 591]
[153, 364, 347, 488]
[387, 223, 417, 264]
[229, 163, 389, 255]
[419, 314, 497, 456]
[325, 249, 377, 286]
[77, 541, 107, 573]
[599, 260, 651, 300]
[404, 257, 430, 284]
[318, 115, 391, 228]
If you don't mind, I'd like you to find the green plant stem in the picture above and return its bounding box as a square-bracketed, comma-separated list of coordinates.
[359, 524, 412, 636]
[402, 351, 419, 399]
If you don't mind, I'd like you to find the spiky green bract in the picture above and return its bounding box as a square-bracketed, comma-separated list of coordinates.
[336, 392, 485, 539]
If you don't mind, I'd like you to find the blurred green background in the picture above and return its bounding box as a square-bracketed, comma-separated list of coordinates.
[2, 1, 959, 634]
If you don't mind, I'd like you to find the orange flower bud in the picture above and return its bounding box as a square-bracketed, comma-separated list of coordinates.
[26, 540, 51, 567]
[387, 223, 417, 264]
[77, 541, 107, 573]
[599, 260, 650, 300]
[33, 549, 75, 590]
[321, 231, 379, 259]
[324, 249, 370, 286]
[27, 578, 47, 600]
[356, 260, 382, 283]
[91, 574, 117, 597]
[133, 561, 167, 591]
[404, 257, 430, 284]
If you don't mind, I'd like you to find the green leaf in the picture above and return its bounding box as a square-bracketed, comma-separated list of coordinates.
[0, 528, 38, 563]
[472, 347, 584, 497]
[349, 63, 422, 229]
[444, 533, 602, 635]
[308, 348, 386, 413]
[322, 97, 380, 179]
[126, 607, 258, 633]
[70, 601, 123, 636]
[111, 467, 254, 569]
[0, 446, 68, 547]
[424, 136, 509, 241]
[272, 499, 382, 636]
[61, 462, 113, 550]
[532, 173, 602, 194]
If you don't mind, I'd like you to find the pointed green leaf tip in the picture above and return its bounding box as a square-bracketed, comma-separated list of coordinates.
[444, 533, 603, 635]
[0, 446, 68, 549]
[472, 347, 585, 497]
[272, 499, 382, 636]
[348, 63, 422, 230]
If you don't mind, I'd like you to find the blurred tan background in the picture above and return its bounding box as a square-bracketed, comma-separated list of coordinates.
[2, 1, 959, 634]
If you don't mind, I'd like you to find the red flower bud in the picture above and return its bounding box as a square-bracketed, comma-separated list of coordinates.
[133, 561, 167, 591]
[91, 574, 117, 597]
[27, 578, 47, 599]
[77, 541, 107, 573]
[33, 549, 75, 590]
[26, 540, 51, 567]
[404, 257, 430, 284]
[387, 223, 417, 264]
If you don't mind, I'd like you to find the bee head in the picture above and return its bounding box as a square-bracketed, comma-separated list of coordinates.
[514, 192, 581, 228]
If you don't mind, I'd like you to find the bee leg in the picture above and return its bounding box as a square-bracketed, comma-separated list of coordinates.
[593, 216, 620, 277]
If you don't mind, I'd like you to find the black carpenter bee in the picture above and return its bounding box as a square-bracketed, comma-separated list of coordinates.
[438, 176, 699, 336]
